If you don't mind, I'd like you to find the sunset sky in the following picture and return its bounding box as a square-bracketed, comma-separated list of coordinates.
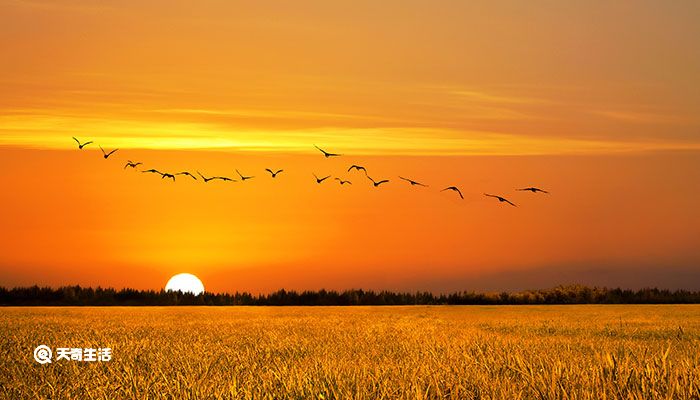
[1, 0, 699, 292]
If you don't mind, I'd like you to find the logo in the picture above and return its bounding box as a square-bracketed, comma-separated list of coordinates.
[33, 345, 52, 364]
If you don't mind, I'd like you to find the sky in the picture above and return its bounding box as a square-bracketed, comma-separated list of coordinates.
[1, 0, 699, 292]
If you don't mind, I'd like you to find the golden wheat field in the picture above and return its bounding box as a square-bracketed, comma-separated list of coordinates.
[1, 305, 699, 399]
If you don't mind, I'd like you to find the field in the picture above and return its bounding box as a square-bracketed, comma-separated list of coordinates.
[1, 306, 699, 399]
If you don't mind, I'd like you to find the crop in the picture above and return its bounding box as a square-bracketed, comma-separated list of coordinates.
[1, 305, 699, 399]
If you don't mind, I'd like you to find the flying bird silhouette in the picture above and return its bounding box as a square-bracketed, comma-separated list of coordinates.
[441, 186, 464, 199]
[335, 178, 352, 185]
[161, 173, 176, 182]
[99, 146, 118, 159]
[314, 173, 331, 183]
[265, 168, 284, 178]
[517, 187, 549, 194]
[314, 145, 341, 158]
[124, 160, 142, 169]
[72, 137, 93, 149]
[348, 165, 367, 174]
[484, 193, 517, 207]
[198, 171, 216, 182]
[367, 176, 389, 187]
[236, 169, 254, 181]
[399, 176, 428, 187]
[142, 169, 162, 175]
[175, 171, 197, 180]
[198, 172, 235, 182]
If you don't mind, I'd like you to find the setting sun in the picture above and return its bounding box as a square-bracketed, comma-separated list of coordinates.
[165, 273, 205, 295]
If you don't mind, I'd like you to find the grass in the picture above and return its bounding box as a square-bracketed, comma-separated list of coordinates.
[1, 305, 699, 399]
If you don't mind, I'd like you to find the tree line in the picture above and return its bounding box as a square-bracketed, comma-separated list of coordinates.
[1, 284, 700, 306]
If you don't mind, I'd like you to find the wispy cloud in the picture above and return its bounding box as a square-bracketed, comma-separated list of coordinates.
[589, 110, 693, 125]
[2, 111, 698, 155]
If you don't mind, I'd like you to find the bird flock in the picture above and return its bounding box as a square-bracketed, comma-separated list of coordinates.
[72, 137, 549, 206]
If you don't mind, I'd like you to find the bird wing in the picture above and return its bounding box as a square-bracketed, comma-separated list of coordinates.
[505, 199, 517, 207]
[456, 189, 464, 199]
[265, 168, 273, 174]
[99, 146, 106, 155]
[107, 149, 118, 156]
[314, 145, 327, 155]
[276, 169, 283, 174]
[72, 137, 80, 145]
[378, 180, 389, 185]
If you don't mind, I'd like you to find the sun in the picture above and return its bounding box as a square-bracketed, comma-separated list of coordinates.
[165, 273, 205, 295]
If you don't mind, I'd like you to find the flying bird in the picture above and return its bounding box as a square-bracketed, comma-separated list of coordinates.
[313, 173, 331, 184]
[198, 172, 234, 182]
[399, 176, 428, 187]
[142, 169, 162, 175]
[335, 178, 352, 185]
[347, 165, 367, 174]
[517, 187, 549, 194]
[236, 169, 254, 181]
[198, 171, 216, 182]
[124, 160, 142, 169]
[441, 186, 464, 199]
[484, 193, 517, 207]
[99, 146, 118, 159]
[314, 145, 341, 158]
[72, 137, 93, 149]
[367, 176, 389, 187]
[265, 168, 284, 178]
[161, 173, 176, 182]
[175, 171, 197, 180]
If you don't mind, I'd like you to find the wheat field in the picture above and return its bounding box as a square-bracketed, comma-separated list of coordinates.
[1, 305, 699, 399]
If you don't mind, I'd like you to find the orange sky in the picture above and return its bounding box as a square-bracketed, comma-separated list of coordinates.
[1, 0, 699, 292]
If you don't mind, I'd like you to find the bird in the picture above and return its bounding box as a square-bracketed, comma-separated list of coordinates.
[99, 146, 118, 159]
[72, 137, 93, 149]
[175, 171, 197, 180]
[161, 173, 176, 182]
[347, 165, 367, 174]
[441, 186, 464, 199]
[484, 193, 517, 207]
[367, 176, 389, 187]
[314, 145, 341, 158]
[236, 169, 254, 181]
[198, 171, 216, 182]
[265, 168, 283, 178]
[198, 172, 234, 182]
[399, 176, 428, 187]
[335, 178, 352, 185]
[517, 187, 549, 194]
[142, 169, 163, 175]
[313, 173, 331, 184]
[124, 160, 142, 169]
